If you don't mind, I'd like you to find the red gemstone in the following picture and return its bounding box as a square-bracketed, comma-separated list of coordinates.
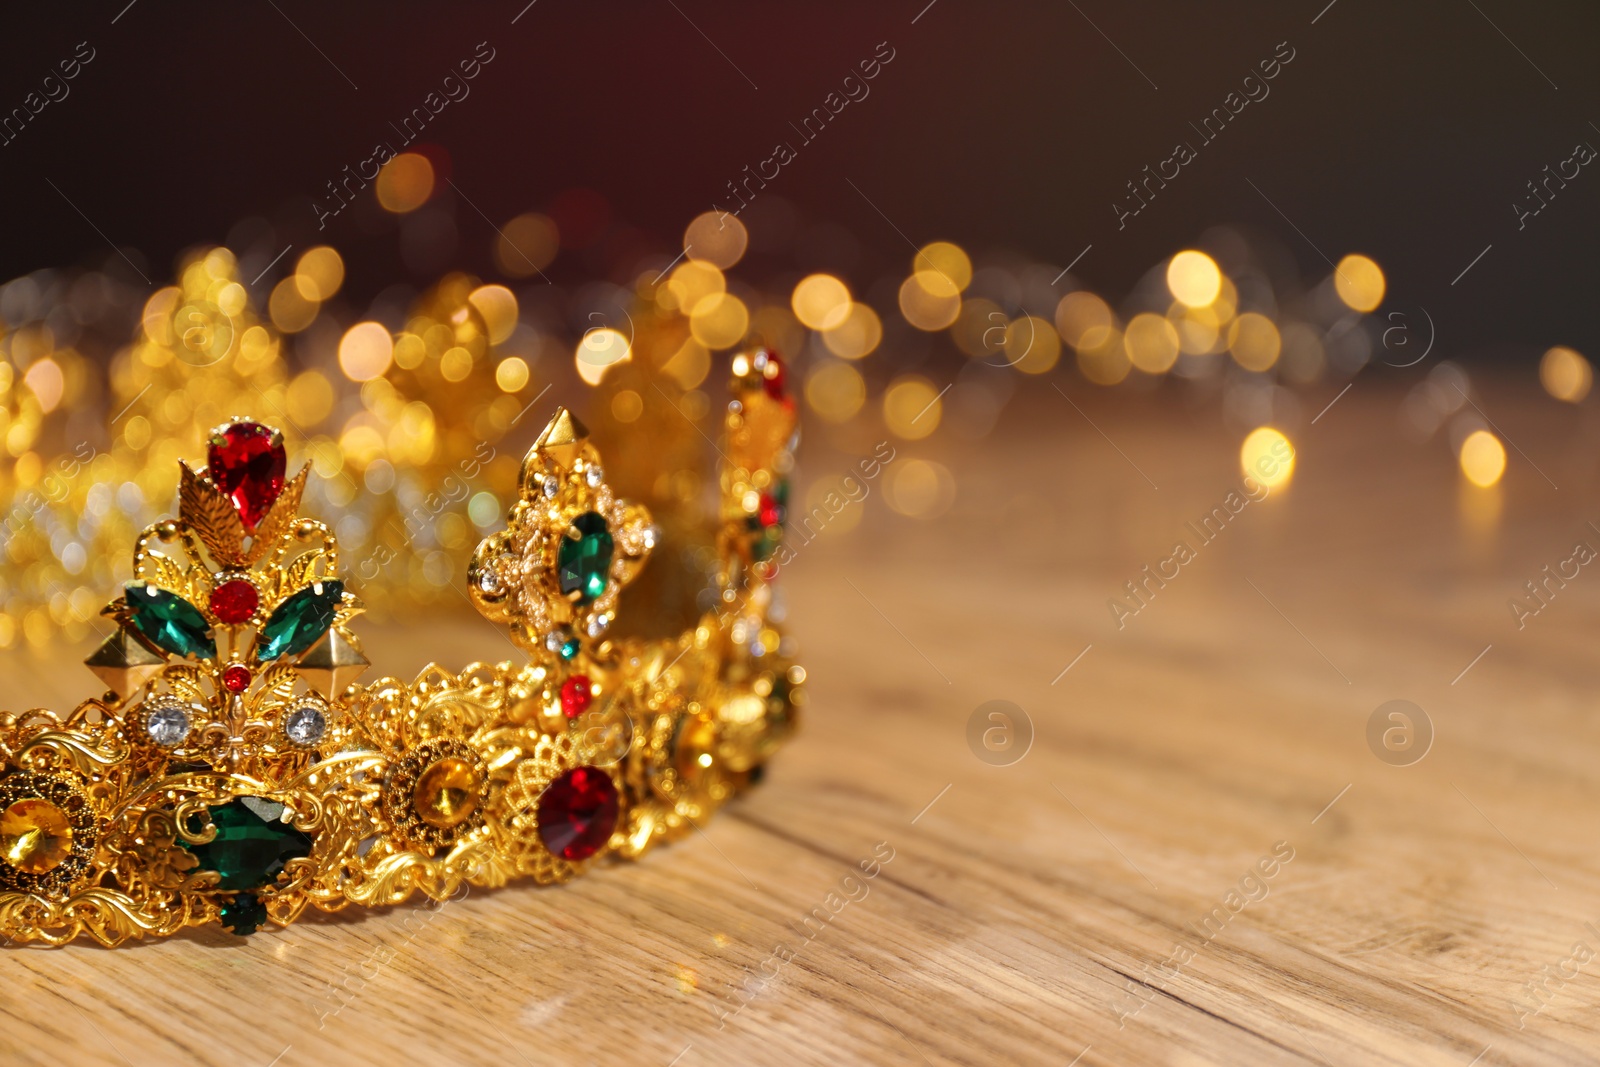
[757, 492, 783, 528]
[222, 664, 253, 693]
[207, 422, 286, 530]
[210, 579, 260, 624]
[560, 675, 594, 719]
[760, 351, 786, 399]
[537, 766, 619, 861]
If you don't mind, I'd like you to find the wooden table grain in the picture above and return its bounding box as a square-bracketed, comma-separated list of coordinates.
[4, 380, 1599, 1066]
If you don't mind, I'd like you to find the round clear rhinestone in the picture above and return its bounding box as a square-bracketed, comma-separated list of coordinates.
[542, 475, 560, 498]
[641, 525, 659, 550]
[475, 562, 505, 597]
[585, 464, 604, 488]
[284, 703, 327, 747]
[146, 701, 191, 748]
[586, 613, 611, 638]
[476, 570, 503, 597]
[545, 630, 569, 654]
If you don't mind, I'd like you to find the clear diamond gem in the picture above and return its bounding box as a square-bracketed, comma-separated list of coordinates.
[146, 701, 190, 748]
[476, 569, 503, 597]
[585, 465, 604, 487]
[586, 613, 611, 637]
[284, 704, 327, 747]
[542, 475, 560, 498]
[546, 630, 568, 654]
[476, 562, 505, 597]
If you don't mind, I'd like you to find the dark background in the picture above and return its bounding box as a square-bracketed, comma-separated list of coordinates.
[3, 0, 1596, 362]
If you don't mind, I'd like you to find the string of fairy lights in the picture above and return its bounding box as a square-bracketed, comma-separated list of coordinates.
[0, 148, 1589, 646]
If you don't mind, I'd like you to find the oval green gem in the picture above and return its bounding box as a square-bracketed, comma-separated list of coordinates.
[557, 512, 613, 604]
[257, 580, 344, 662]
[126, 582, 215, 659]
[184, 798, 313, 891]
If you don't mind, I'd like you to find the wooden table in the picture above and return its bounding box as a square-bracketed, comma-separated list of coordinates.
[5, 379, 1599, 1065]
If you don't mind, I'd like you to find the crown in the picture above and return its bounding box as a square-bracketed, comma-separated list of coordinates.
[0, 348, 800, 946]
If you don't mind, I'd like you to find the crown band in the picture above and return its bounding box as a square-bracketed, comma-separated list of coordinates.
[0, 348, 800, 946]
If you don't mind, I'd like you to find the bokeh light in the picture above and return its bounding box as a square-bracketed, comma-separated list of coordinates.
[1007, 315, 1061, 375]
[1166, 250, 1222, 308]
[666, 260, 725, 315]
[688, 291, 749, 349]
[792, 274, 852, 330]
[804, 360, 867, 423]
[1459, 429, 1506, 487]
[663, 337, 712, 390]
[898, 274, 960, 331]
[1077, 327, 1130, 385]
[339, 322, 395, 382]
[611, 389, 644, 422]
[1240, 427, 1295, 488]
[494, 213, 559, 277]
[22, 358, 63, 413]
[293, 246, 345, 301]
[1170, 303, 1222, 355]
[1124, 313, 1180, 373]
[1055, 291, 1114, 350]
[495, 356, 530, 393]
[912, 241, 973, 298]
[823, 302, 883, 360]
[286, 370, 335, 425]
[886, 459, 957, 519]
[576, 327, 631, 385]
[376, 153, 435, 214]
[1334, 254, 1385, 312]
[684, 211, 749, 270]
[883, 375, 943, 439]
[269, 277, 319, 333]
[467, 285, 519, 345]
[1539, 346, 1591, 403]
[1211, 276, 1239, 322]
[1228, 313, 1282, 372]
[440, 347, 474, 382]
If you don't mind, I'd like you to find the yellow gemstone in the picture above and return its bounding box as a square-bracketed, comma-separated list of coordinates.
[414, 758, 479, 829]
[1, 798, 73, 874]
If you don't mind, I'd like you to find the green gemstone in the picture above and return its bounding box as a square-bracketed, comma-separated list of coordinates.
[750, 523, 781, 562]
[184, 798, 312, 891]
[560, 637, 580, 660]
[218, 892, 267, 935]
[557, 513, 613, 604]
[126, 583, 214, 659]
[257, 581, 344, 662]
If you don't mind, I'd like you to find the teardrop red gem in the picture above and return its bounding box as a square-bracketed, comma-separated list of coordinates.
[207, 422, 285, 531]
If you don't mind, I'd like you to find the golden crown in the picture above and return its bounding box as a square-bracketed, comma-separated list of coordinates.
[0, 347, 801, 946]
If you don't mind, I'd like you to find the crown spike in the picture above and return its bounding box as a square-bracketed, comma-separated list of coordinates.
[533, 407, 589, 472]
[297, 629, 370, 696]
[85, 628, 166, 699]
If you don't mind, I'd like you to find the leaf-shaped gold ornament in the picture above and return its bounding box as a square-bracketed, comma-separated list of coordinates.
[179, 463, 247, 568]
[140, 553, 190, 597]
[247, 466, 307, 566]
